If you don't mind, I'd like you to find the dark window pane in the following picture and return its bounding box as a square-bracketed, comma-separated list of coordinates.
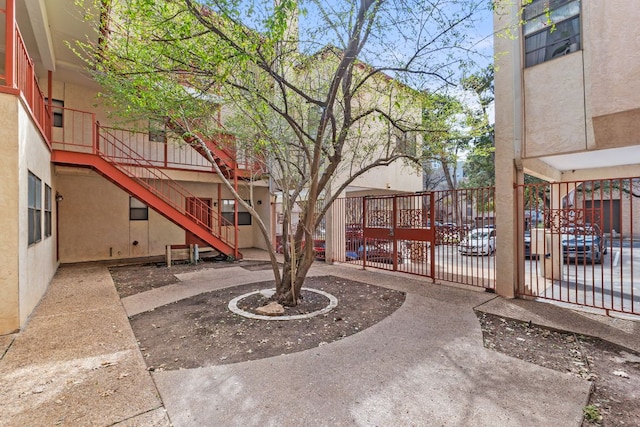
[222, 212, 252, 225]
[523, 2, 581, 67]
[28, 172, 42, 244]
[44, 185, 52, 237]
[45, 98, 64, 128]
[130, 208, 149, 220]
[129, 197, 148, 221]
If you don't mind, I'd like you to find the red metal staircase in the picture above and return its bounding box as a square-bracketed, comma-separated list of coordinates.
[183, 131, 261, 179]
[1, 5, 241, 259]
[52, 124, 240, 259]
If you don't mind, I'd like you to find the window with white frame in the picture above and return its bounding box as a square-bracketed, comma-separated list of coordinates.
[44, 184, 52, 238]
[221, 199, 252, 225]
[28, 172, 42, 245]
[523, 0, 581, 68]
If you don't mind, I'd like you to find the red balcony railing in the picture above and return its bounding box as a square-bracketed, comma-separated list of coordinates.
[49, 107, 236, 246]
[1, 1, 50, 143]
[1, 0, 260, 176]
[49, 107, 240, 173]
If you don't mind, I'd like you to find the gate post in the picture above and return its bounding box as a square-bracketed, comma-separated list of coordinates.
[430, 192, 435, 279]
[392, 195, 398, 270]
[362, 196, 367, 268]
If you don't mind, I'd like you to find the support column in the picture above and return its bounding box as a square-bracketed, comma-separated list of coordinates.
[325, 202, 334, 264]
[494, 1, 523, 298]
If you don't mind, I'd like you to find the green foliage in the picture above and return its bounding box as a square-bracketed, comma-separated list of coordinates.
[522, 174, 549, 210]
[462, 132, 494, 188]
[74, 0, 490, 293]
[421, 92, 468, 169]
[461, 64, 494, 134]
[583, 405, 602, 424]
[460, 65, 495, 188]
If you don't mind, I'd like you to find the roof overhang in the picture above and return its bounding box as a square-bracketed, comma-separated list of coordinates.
[538, 146, 640, 172]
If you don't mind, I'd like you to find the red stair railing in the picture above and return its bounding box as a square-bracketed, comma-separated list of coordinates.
[50, 107, 236, 251]
[97, 125, 236, 247]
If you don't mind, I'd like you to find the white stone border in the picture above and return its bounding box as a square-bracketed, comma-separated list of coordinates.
[228, 288, 338, 321]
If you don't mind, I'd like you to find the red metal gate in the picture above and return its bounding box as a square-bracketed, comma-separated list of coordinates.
[362, 193, 436, 277]
[331, 188, 496, 290]
[517, 178, 639, 316]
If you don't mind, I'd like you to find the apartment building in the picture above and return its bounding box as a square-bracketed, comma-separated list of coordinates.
[493, 0, 640, 298]
[0, 1, 422, 335]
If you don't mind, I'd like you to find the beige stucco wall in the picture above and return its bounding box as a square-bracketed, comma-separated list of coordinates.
[494, 1, 523, 298]
[56, 168, 271, 262]
[586, 2, 640, 151]
[586, 3, 640, 120]
[0, 94, 58, 334]
[520, 1, 640, 159]
[56, 169, 185, 263]
[349, 161, 423, 193]
[523, 53, 586, 157]
[43, 79, 111, 124]
[19, 103, 58, 328]
[246, 186, 272, 250]
[218, 184, 271, 250]
[0, 94, 21, 334]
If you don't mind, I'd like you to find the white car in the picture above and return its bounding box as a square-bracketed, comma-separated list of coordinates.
[458, 228, 496, 256]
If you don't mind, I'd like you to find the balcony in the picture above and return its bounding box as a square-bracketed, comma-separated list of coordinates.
[0, 2, 259, 258]
[1, 1, 262, 178]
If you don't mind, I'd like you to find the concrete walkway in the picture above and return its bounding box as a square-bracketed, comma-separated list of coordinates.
[2, 250, 637, 426]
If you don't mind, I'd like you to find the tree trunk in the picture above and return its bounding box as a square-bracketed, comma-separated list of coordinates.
[274, 240, 315, 306]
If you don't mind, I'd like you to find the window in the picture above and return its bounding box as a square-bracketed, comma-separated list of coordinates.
[307, 105, 323, 139]
[149, 120, 167, 143]
[395, 130, 417, 156]
[28, 172, 42, 244]
[44, 185, 52, 238]
[221, 199, 252, 225]
[523, 0, 581, 67]
[129, 197, 149, 221]
[45, 98, 64, 127]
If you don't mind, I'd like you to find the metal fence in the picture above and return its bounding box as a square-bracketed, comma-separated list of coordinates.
[326, 179, 639, 316]
[430, 187, 496, 289]
[329, 188, 496, 290]
[517, 178, 638, 315]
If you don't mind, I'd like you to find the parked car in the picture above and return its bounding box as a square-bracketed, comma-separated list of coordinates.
[346, 240, 403, 264]
[277, 238, 326, 261]
[458, 227, 496, 256]
[313, 239, 326, 261]
[345, 223, 364, 250]
[524, 230, 538, 259]
[561, 224, 607, 264]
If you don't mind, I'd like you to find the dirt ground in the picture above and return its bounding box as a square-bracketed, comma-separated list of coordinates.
[109, 260, 639, 426]
[477, 313, 640, 426]
[109, 260, 405, 369]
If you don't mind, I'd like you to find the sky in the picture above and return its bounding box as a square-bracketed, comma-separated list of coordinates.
[201, 0, 496, 124]
[295, 1, 495, 86]
[208, 0, 495, 84]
